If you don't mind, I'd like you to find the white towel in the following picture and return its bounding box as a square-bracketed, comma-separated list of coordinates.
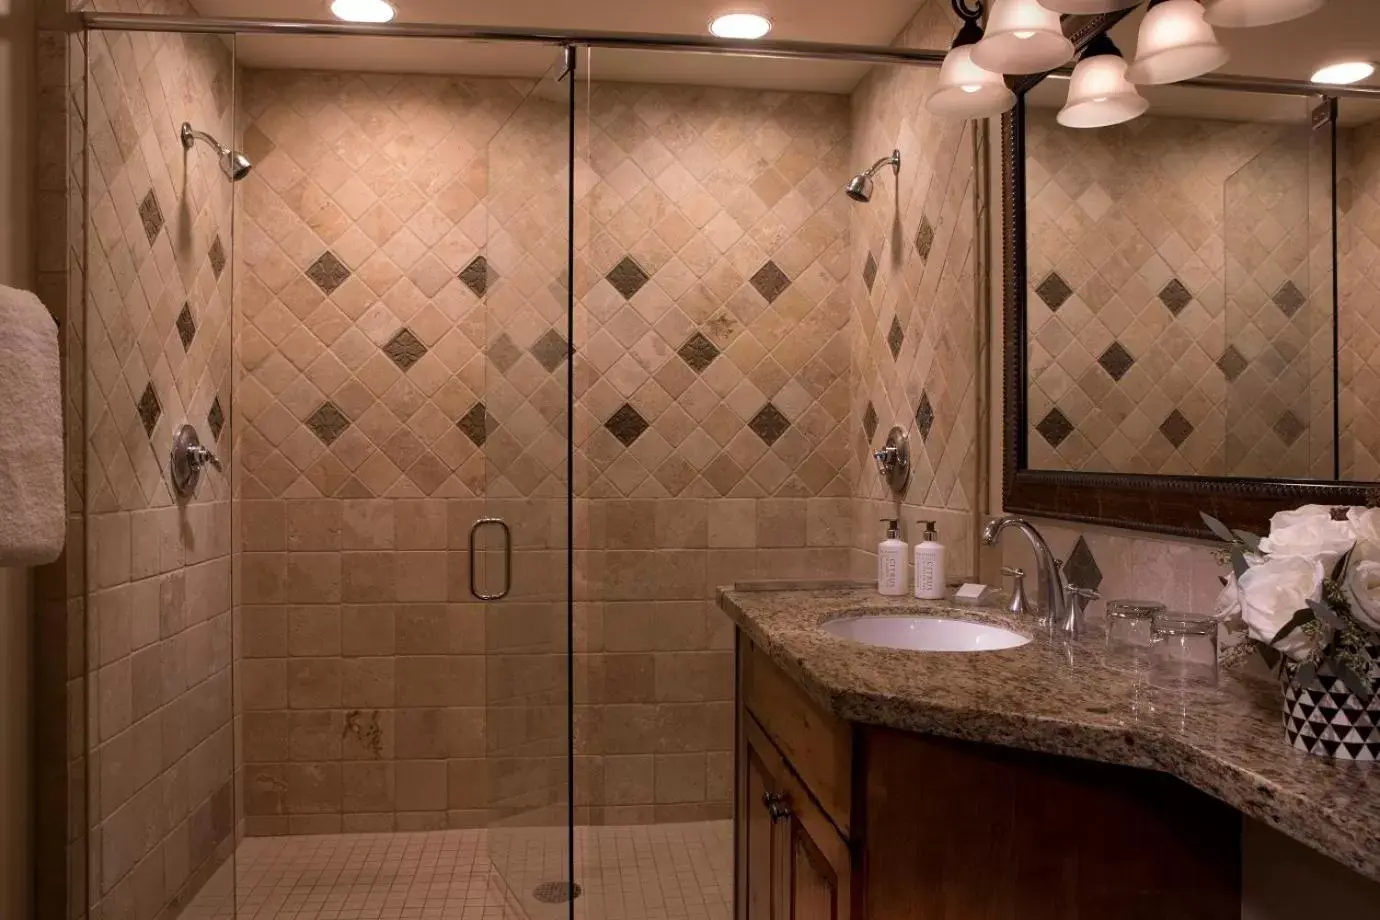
[0, 285, 64, 566]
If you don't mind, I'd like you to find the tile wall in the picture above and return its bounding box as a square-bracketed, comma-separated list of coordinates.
[1339, 118, 1380, 480]
[847, 0, 982, 580]
[81, 22, 238, 920]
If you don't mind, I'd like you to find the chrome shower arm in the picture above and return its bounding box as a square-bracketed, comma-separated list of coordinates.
[181, 122, 229, 156]
[861, 150, 901, 179]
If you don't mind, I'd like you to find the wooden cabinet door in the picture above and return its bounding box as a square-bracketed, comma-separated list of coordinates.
[744, 723, 789, 920]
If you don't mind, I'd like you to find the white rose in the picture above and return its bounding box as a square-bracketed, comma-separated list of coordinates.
[1346, 559, 1380, 633]
[1214, 573, 1242, 625]
[1269, 504, 1338, 530]
[1347, 508, 1380, 564]
[1258, 516, 1355, 570]
[1237, 555, 1325, 661]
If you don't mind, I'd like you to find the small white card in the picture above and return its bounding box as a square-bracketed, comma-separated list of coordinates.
[954, 583, 990, 600]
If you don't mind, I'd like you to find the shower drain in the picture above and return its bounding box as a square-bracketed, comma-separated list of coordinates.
[532, 881, 583, 903]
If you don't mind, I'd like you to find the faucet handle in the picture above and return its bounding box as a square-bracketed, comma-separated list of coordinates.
[1060, 584, 1099, 638]
[1003, 567, 1030, 618]
[1001, 566, 1024, 578]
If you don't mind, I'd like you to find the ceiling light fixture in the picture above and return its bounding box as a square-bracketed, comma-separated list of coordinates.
[330, 0, 396, 23]
[927, 1, 1016, 118]
[1126, 0, 1229, 85]
[1311, 60, 1376, 85]
[1057, 34, 1149, 128]
[1203, 0, 1326, 28]
[970, 0, 1074, 75]
[709, 12, 773, 39]
[1036, 0, 1140, 12]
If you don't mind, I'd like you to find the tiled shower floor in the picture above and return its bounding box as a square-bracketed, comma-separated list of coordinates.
[179, 821, 732, 920]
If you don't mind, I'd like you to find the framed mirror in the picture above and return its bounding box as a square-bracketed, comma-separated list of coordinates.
[1001, 11, 1380, 537]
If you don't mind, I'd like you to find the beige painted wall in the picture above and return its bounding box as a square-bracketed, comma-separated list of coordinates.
[0, 0, 37, 918]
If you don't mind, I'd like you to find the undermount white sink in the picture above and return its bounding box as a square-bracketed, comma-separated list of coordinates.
[820, 615, 1030, 652]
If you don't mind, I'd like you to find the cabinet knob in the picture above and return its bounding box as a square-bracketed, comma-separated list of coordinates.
[762, 791, 792, 823]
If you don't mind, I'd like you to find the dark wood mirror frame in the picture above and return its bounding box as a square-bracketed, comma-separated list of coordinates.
[1000, 12, 1377, 539]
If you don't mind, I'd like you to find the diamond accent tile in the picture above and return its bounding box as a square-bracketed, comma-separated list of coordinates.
[1274, 410, 1306, 446]
[383, 327, 427, 371]
[457, 403, 493, 447]
[677, 332, 719, 373]
[606, 256, 649, 300]
[487, 333, 522, 373]
[1035, 271, 1072, 311]
[1217, 345, 1248, 382]
[306, 251, 351, 294]
[529, 329, 570, 372]
[1273, 280, 1306, 318]
[1158, 279, 1192, 316]
[887, 316, 904, 360]
[915, 216, 934, 263]
[1036, 407, 1074, 448]
[136, 382, 161, 437]
[1097, 341, 1135, 382]
[605, 403, 649, 447]
[175, 302, 196, 351]
[1064, 536, 1103, 592]
[307, 401, 351, 445]
[748, 403, 790, 446]
[749, 260, 790, 304]
[208, 234, 226, 278]
[1160, 409, 1194, 449]
[915, 392, 935, 442]
[207, 396, 225, 442]
[862, 402, 878, 442]
[862, 252, 878, 293]
[137, 189, 163, 244]
[459, 255, 493, 297]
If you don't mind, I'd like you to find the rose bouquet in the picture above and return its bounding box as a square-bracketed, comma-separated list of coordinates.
[1204, 504, 1380, 759]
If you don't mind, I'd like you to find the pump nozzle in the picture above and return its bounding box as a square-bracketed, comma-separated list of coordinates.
[880, 518, 900, 538]
[919, 520, 938, 541]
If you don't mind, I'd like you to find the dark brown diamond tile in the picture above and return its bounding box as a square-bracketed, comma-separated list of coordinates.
[1035, 271, 1072, 311]
[487, 333, 522, 373]
[207, 396, 225, 441]
[306, 251, 351, 295]
[1036, 407, 1074, 448]
[1158, 279, 1192, 316]
[460, 255, 494, 297]
[1273, 280, 1306, 318]
[749, 261, 791, 304]
[862, 252, 878, 293]
[1098, 341, 1135, 382]
[1217, 345, 1248, 382]
[606, 256, 649, 300]
[1160, 409, 1194, 449]
[1274, 409, 1306, 446]
[384, 327, 427, 371]
[915, 216, 934, 263]
[748, 403, 790, 446]
[1064, 536, 1103, 592]
[457, 403, 494, 447]
[137, 190, 164, 245]
[605, 403, 649, 447]
[887, 316, 904, 359]
[677, 331, 720, 373]
[915, 391, 935, 442]
[175, 302, 196, 351]
[136, 382, 161, 436]
[307, 401, 351, 445]
[529, 329, 570, 372]
[863, 401, 878, 441]
[208, 234, 226, 279]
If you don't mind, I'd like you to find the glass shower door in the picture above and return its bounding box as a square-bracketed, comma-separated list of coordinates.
[477, 49, 576, 917]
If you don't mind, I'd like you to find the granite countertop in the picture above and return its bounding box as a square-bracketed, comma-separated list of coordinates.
[718, 583, 1380, 883]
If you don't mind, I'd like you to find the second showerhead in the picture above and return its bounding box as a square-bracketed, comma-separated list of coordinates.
[845, 149, 901, 203]
[181, 122, 253, 182]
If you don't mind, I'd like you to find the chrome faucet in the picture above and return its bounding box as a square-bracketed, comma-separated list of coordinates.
[981, 516, 1069, 633]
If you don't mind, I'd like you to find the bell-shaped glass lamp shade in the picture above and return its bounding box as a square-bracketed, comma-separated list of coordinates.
[927, 45, 1017, 117]
[970, 0, 1074, 75]
[1203, 0, 1325, 27]
[1126, 0, 1230, 85]
[1037, 0, 1141, 12]
[1057, 50, 1149, 128]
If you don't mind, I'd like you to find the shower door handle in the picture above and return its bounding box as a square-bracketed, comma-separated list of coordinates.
[468, 517, 512, 601]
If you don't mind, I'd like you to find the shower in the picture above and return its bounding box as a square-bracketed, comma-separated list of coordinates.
[180, 121, 252, 181]
[845, 148, 900, 202]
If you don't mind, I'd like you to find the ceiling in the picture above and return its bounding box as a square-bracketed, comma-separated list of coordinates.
[190, 0, 931, 93]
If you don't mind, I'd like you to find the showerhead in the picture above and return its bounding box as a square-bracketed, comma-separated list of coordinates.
[845, 149, 901, 203]
[181, 122, 253, 182]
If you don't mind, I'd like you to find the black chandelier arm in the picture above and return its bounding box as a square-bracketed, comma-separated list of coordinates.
[951, 0, 984, 23]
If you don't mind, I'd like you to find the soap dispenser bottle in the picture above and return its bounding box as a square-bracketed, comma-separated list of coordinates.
[912, 520, 946, 600]
[877, 519, 908, 596]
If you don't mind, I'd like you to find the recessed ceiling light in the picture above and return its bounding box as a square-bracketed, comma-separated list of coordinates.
[709, 12, 772, 40]
[330, 0, 396, 23]
[1311, 61, 1376, 85]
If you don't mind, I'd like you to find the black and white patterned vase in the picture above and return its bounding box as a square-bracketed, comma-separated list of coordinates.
[1282, 646, 1380, 761]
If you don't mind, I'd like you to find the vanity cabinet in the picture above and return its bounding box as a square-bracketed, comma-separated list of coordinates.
[735, 634, 1242, 920]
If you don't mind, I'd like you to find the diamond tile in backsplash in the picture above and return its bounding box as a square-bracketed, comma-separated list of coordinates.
[1064, 536, 1103, 593]
[1034, 271, 1072, 311]
[383, 327, 427, 371]
[207, 396, 225, 441]
[1158, 279, 1192, 317]
[529, 329, 570, 372]
[486, 333, 522, 374]
[862, 252, 877, 292]
[1274, 409, 1306, 446]
[306, 251, 351, 294]
[605, 255, 649, 300]
[677, 332, 719, 373]
[862, 401, 878, 442]
[605, 403, 649, 447]
[307, 401, 351, 445]
[457, 402, 493, 447]
[748, 403, 790, 446]
[915, 392, 934, 442]
[136, 382, 162, 437]
[1097, 341, 1134, 382]
[915, 216, 934, 263]
[1217, 345, 1248, 382]
[1160, 409, 1195, 450]
[208, 233, 226, 278]
[1273, 279, 1306, 318]
[459, 255, 493, 298]
[886, 316, 904, 360]
[137, 189, 164, 244]
[749, 260, 790, 304]
[1036, 408, 1074, 449]
[176, 303, 196, 351]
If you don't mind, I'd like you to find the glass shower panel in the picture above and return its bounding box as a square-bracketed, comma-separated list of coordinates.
[1223, 97, 1335, 478]
[1338, 99, 1380, 480]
